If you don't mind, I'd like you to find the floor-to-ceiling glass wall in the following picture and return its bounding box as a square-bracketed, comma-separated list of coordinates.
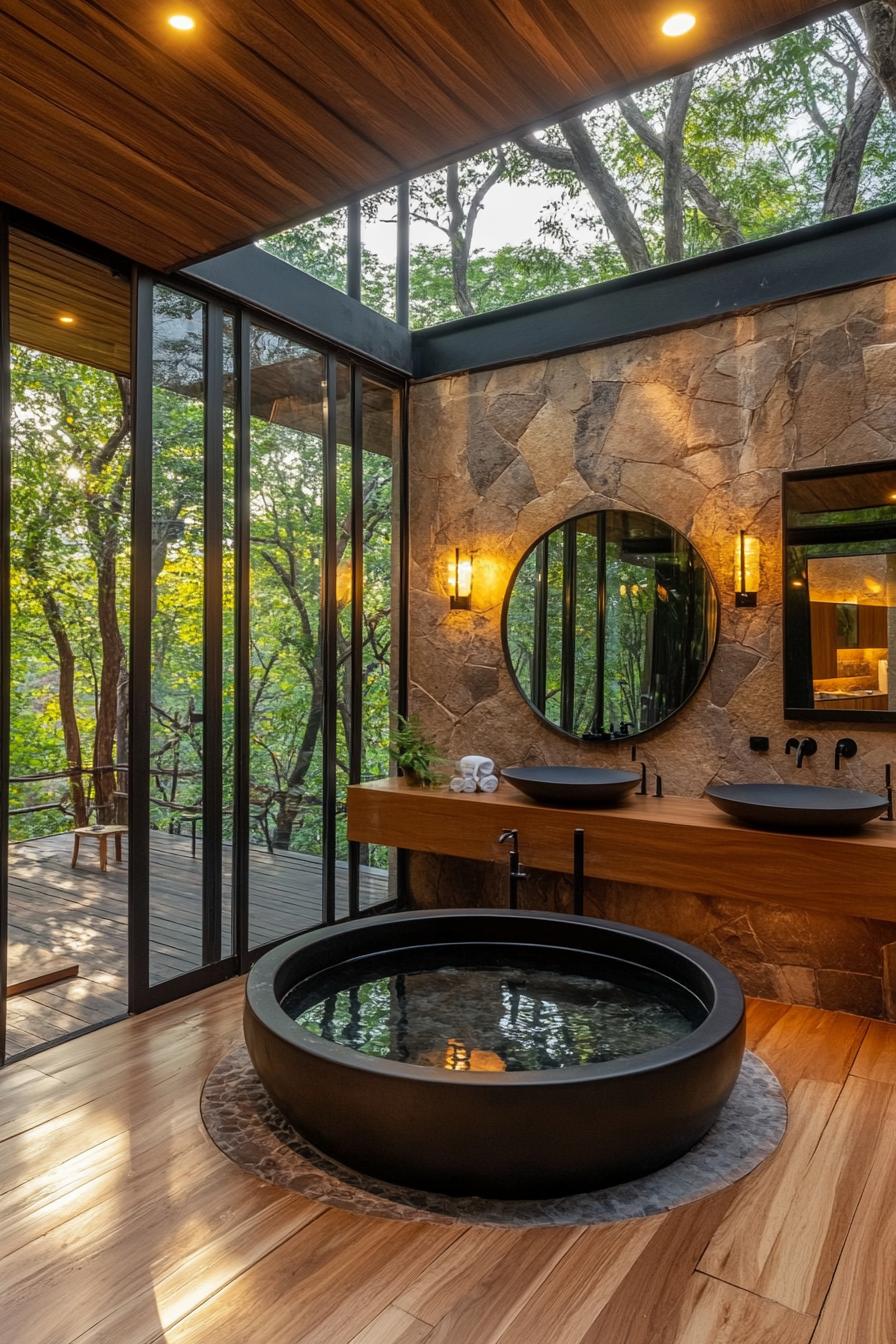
[4, 228, 131, 1054]
[0, 230, 404, 1054]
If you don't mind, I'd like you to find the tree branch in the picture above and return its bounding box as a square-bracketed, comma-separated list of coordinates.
[618, 95, 745, 249]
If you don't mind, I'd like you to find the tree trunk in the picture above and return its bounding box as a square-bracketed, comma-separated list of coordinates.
[41, 590, 88, 826]
[446, 163, 476, 316]
[859, 0, 896, 109]
[559, 117, 653, 272]
[272, 664, 324, 848]
[444, 151, 507, 317]
[823, 72, 883, 216]
[618, 96, 745, 248]
[662, 73, 694, 263]
[93, 531, 126, 820]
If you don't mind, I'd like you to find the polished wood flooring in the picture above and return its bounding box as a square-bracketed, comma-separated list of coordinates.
[0, 986, 893, 1342]
[5, 831, 389, 1055]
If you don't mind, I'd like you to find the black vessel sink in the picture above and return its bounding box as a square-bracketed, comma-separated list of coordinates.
[502, 765, 640, 807]
[705, 783, 888, 832]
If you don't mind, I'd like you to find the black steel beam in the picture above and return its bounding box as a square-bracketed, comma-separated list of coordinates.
[184, 244, 412, 375]
[322, 355, 339, 927]
[413, 203, 896, 380]
[202, 302, 224, 966]
[234, 313, 252, 972]
[128, 271, 154, 1011]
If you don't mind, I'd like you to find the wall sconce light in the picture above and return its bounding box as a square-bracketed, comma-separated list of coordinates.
[448, 547, 472, 610]
[734, 530, 760, 607]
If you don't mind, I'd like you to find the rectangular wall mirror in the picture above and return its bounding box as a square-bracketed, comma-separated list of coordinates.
[783, 460, 896, 722]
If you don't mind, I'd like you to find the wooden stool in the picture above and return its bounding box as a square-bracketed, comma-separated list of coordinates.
[71, 824, 128, 872]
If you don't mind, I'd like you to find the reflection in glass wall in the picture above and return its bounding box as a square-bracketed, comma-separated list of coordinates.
[6, 229, 131, 1052]
[149, 288, 207, 984]
[248, 329, 326, 947]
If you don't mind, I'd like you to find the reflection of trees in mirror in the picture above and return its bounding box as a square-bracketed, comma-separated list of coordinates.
[10, 344, 131, 840]
[505, 512, 718, 741]
[264, 7, 896, 326]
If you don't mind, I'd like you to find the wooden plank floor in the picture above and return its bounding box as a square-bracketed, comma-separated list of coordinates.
[5, 832, 389, 1056]
[0, 987, 892, 1343]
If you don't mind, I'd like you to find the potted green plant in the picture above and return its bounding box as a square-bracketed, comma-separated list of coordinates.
[389, 715, 443, 787]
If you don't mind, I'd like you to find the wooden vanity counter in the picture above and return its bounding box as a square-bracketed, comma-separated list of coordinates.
[348, 777, 896, 921]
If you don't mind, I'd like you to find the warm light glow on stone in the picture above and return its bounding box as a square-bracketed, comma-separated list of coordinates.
[735, 532, 760, 595]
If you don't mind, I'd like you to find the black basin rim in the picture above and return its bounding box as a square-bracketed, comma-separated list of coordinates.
[706, 784, 888, 811]
[245, 909, 745, 1089]
[502, 766, 642, 785]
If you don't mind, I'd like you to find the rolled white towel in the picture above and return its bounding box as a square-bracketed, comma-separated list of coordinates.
[449, 775, 477, 793]
[458, 754, 495, 781]
[478, 773, 499, 793]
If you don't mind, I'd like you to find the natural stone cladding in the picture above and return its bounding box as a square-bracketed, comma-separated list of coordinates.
[408, 278, 896, 1019]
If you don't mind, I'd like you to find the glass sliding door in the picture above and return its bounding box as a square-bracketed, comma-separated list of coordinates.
[247, 327, 328, 950]
[130, 282, 235, 1004]
[4, 227, 131, 1055]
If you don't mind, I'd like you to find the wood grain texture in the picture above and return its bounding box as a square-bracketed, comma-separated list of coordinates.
[698, 1078, 840, 1286]
[1, 0, 837, 267]
[348, 1307, 433, 1344]
[2, 989, 895, 1344]
[811, 1085, 896, 1344]
[395, 1225, 582, 1338]
[348, 779, 896, 920]
[755, 1075, 892, 1314]
[668, 1275, 814, 1344]
[748, 1003, 868, 1095]
[850, 1017, 896, 1083]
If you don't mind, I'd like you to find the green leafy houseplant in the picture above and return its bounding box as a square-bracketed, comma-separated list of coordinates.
[389, 715, 443, 787]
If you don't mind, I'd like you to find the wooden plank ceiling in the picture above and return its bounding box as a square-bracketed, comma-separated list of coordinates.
[8, 230, 131, 376]
[1, 0, 840, 271]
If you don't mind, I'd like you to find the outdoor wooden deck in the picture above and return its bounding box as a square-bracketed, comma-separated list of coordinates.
[5, 830, 390, 1057]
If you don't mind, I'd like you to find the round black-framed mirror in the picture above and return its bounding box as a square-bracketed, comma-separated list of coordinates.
[502, 509, 720, 742]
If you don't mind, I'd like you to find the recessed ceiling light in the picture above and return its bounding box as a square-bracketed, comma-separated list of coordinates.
[662, 12, 696, 37]
[167, 13, 196, 31]
[57, 313, 77, 326]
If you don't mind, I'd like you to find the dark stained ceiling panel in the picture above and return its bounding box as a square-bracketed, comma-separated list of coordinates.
[0, 0, 841, 270]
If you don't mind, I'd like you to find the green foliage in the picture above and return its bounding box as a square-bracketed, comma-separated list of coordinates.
[262, 11, 896, 326]
[389, 715, 442, 787]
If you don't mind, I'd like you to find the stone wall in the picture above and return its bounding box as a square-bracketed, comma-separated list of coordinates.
[407, 278, 896, 1019]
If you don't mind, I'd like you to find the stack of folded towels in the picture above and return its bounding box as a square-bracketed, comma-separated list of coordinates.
[449, 755, 500, 794]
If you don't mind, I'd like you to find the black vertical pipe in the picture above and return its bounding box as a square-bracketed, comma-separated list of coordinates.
[322, 354, 339, 925]
[128, 271, 154, 1011]
[234, 314, 252, 970]
[561, 519, 577, 732]
[396, 183, 410, 327]
[0, 215, 11, 1059]
[573, 828, 585, 917]
[348, 367, 364, 919]
[202, 303, 223, 965]
[347, 202, 362, 302]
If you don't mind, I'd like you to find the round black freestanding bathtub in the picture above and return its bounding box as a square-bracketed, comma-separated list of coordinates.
[244, 909, 745, 1198]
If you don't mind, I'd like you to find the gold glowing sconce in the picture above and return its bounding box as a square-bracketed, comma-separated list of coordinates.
[734, 530, 760, 608]
[448, 547, 473, 610]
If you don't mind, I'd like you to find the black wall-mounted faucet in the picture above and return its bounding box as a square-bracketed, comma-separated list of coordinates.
[834, 737, 858, 771]
[498, 829, 528, 909]
[785, 736, 817, 768]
